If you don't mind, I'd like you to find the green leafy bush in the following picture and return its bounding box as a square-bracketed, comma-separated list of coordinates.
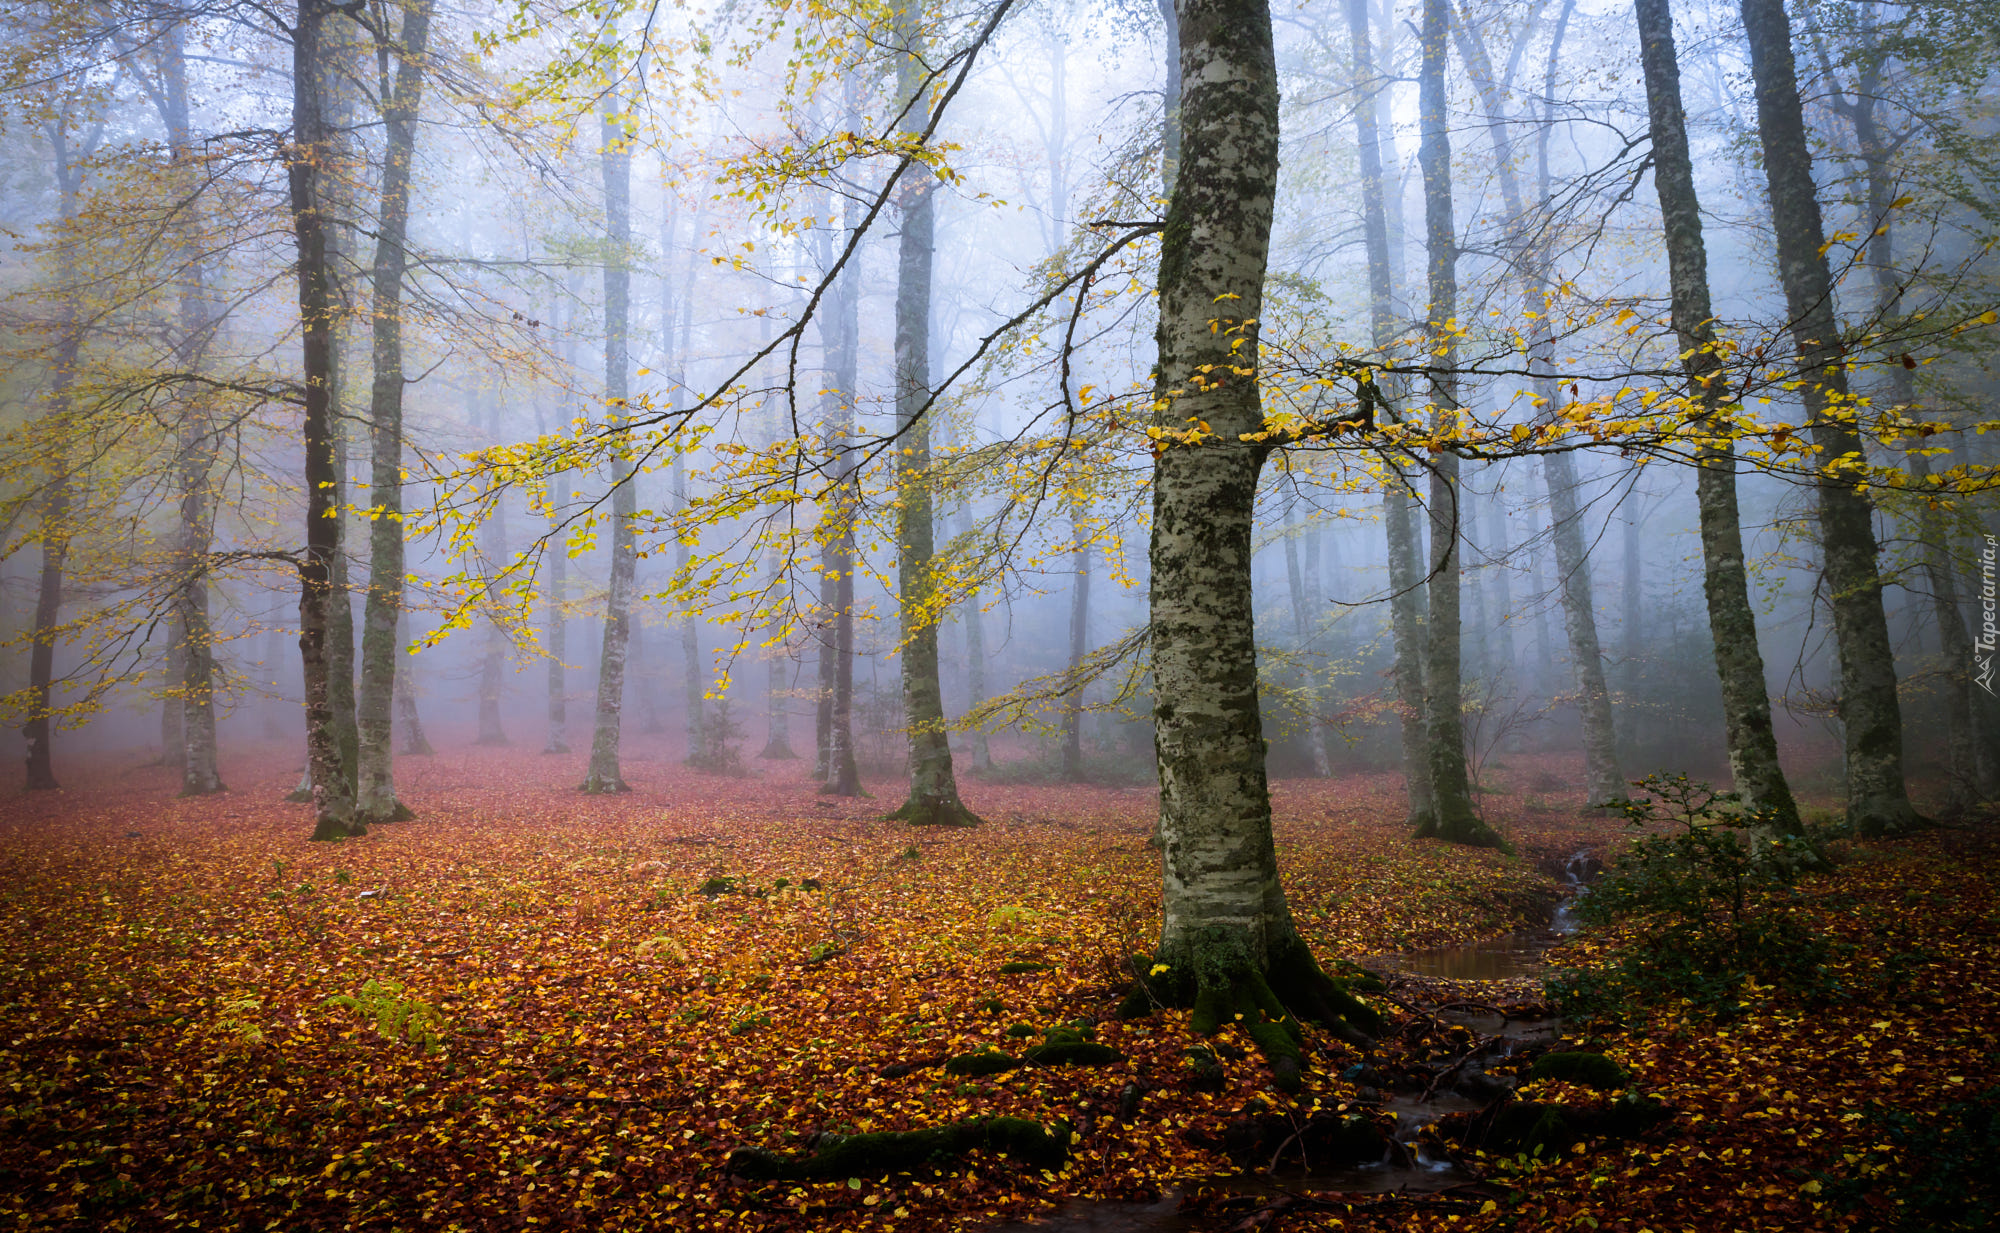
[1552, 774, 1841, 1018]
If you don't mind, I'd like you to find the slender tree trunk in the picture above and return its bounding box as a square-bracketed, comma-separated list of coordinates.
[1834, 38, 1988, 807]
[1450, 0, 1621, 805]
[760, 545, 796, 758]
[887, 0, 975, 826]
[583, 92, 636, 793]
[1059, 522, 1092, 780]
[23, 128, 77, 797]
[1414, 0, 1502, 847]
[1282, 510, 1331, 776]
[959, 520, 993, 772]
[543, 495, 569, 753]
[1349, 0, 1432, 820]
[1740, 0, 1923, 835]
[395, 613, 432, 755]
[292, 0, 359, 839]
[1545, 454, 1625, 804]
[1621, 503, 1643, 667]
[150, 23, 225, 796]
[354, 0, 431, 821]
[1139, 0, 1381, 1075]
[1484, 486, 1517, 676]
[476, 477, 511, 747]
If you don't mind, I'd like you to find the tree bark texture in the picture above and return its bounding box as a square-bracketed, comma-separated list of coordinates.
[354, 0, 432, 822]
[1137, 0, 1381, 1079]
[1740, 0, 1922, 836]
[583, 95, 636, 794]
[292, 0, 360, 839]
[1632, 0, 1799, 828]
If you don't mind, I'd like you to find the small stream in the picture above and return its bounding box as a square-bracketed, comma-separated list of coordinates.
[992, 853, 1597, 1231]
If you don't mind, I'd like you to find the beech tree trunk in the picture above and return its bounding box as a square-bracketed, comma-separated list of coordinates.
[1830, 31, 1990, 808]
[816, 162, 863, 795]
[24, 121, 81, 792]
[292, 0, 359, 839]
[1135, 0, 1381, 1081]
[1413, 0, 1502, 847]
[1450, 0, 1622, 806]
[887, 1, 976, 825]
[583, 92, 636, 794]
[354, 0, 431, 822]
[1348, 0, 1431, 821]
[1632, 0, 1799, 828]
[1740, 0, 1923, 836]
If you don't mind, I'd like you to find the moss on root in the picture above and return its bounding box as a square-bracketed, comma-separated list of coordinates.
[1117, 930, 1381, 1091]
[1529, 1051, 1630, 1090]
[726, 1116, 1070, 1180]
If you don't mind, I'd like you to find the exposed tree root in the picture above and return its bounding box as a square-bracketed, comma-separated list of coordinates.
[725, 1116, 1070, 1180]
[1118, 931, 1383, 1090]
[886, 796, 982, 827]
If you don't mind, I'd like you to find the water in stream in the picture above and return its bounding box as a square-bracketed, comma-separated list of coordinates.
[991, 853, 1597, 1229]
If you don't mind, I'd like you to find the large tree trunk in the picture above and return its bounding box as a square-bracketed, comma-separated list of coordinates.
[1632, 0, 1799, 828]
[1136, 0, 1381, 1084]
[887, 1, 976, 826]
[1740, 0, 1923, 836]
[1413, 0, 1502, 848]
[292, 0, 360, 840]
[354, 0, 431, 822]
[582, 92, 636, 794]
[1449, 0, 1622, 807]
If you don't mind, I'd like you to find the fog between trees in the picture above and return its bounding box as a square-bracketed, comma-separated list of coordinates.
[4, 0, 1997, 841]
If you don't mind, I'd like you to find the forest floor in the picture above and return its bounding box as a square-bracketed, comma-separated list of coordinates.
[0, 736, 1991, 1232]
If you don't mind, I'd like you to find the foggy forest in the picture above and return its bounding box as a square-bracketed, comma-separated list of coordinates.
[1, 0, 1996, 1228]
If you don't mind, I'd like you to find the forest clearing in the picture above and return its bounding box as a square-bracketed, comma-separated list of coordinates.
[1, 745, 1991, 1231]
[5, 0, 2000, 1227]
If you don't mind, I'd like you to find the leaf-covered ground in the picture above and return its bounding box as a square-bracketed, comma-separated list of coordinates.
[1, 741, 1989, 1232]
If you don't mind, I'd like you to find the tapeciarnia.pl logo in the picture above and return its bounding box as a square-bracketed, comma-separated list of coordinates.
[1978, 533, 1997, 697]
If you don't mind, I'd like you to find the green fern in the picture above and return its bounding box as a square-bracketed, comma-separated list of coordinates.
[324, 977, 444, 1052]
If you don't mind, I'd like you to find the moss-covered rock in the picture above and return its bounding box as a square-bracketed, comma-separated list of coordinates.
[999, 961, 1052, 974]
[944, 1050, 1019, 1076]
[1529, 1051, 1630, 1090]
[1023, 1041, 1123, 1067]
[726, 1116, 1069, 1180]
[1004, 1022, 1038, 1038]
